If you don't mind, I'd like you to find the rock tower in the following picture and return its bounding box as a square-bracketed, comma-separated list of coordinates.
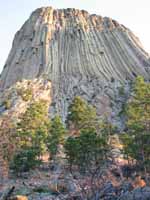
[0, 7, 150, 120]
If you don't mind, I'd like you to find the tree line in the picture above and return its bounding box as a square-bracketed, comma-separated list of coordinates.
[0, 76, 150, 183]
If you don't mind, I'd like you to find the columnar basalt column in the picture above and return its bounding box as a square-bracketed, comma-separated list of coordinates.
[0, 7, 149, 122]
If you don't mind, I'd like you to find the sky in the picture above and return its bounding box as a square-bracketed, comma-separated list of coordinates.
[0, 0, 150, 73]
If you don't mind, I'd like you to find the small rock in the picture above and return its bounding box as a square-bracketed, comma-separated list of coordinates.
[9, 195, 28, 200]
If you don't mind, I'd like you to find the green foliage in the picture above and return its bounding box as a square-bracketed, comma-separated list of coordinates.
[11, 147, 41, 174]
[2, 99, 11, 109]
[118, 85, 125, 96]
[120, 133, 136, 160]
[12, 100, 50, 173]
[0, 117, 17, 162]
[118, 102, 126, 117]
[17, 100, 50, 148]
[47, 116, 66, 160]
[99, 118, 116, 136]
[17, 88, 33, 101]
[66, 96, 97, 131]
[64, 127, 110, 174]
[127, 76, 150, 130]
[121, 76, 150, 174]
[65, 97, 112, 174]
[33, 187, 51, 193]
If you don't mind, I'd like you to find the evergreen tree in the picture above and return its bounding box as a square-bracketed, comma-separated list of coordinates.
[66, 96, 97, 132]
[121, 76, 150, 177]
[47, 115, 66, 160]
[0, 115, 17, 178]
[17, 100, 50, 151]
[11, 100, 50, 173]
[65, 96, 112, 174]
[64, 127, 110, 174]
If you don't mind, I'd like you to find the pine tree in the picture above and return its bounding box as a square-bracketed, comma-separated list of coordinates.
[121, 76, 150, 178]
[47, 115, 66, 160]
[64, 127, 110, 174]
[17, 100, 50, 151]
[11, 100, 50, 173]
[66, 96, 97, 132]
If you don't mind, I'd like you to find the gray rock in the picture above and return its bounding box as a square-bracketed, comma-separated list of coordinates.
[0, 6, 150, 126]
[118, 187, 150, 200]
[99, 182, 117, 199]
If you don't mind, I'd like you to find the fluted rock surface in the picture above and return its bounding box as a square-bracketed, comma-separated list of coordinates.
[0, 7, 150, 121]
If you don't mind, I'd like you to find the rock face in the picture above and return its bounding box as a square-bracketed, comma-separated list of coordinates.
[0, 78, 51, 119]
[0, 7, 150, 120]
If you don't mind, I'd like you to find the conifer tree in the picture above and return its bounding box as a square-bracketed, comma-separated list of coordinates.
[64, 127, 110, 174]
[17, 100, 50, 151]
[66, 96, 97, 132]
[121, 76, 150, 178]
[11, 100, 50, 173]
[47, 115, 66, 160]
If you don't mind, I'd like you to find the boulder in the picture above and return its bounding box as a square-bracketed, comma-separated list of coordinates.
[9, 196, 28, 200]
[119, 186, 150, 200]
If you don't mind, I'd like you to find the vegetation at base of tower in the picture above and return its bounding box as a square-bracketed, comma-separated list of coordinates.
[64, 127, 110, 174]
[118, 85, 125, 96]
[66, 96, 97, 132]
[65, 96, 115, 175]
[10, 146, 41, 174]
[0, 116, 17, 162]
[11, 100, 50, 174]
[1, 76, 150, 181]
[2, 99, 12, 109]
[17, 88, 33, 101]
[16, 100, 50, 149]
[47, 115, 66, 160]
[64, 121, 113, 200]
[121, 76, 150, 179]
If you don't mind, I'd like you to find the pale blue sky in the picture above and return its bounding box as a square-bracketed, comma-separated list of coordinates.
[0, 0, 150, 73]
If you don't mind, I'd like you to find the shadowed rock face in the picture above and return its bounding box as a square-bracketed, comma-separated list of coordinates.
[0, 7, 150, 121]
